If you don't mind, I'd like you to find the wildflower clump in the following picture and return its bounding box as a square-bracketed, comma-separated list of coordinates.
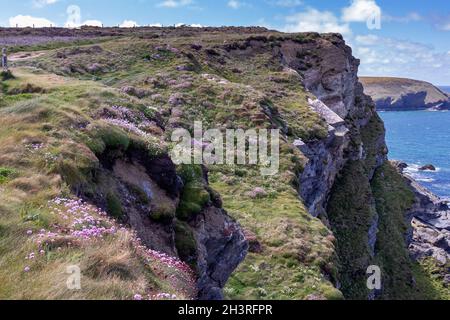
[21, 196, 196, 300]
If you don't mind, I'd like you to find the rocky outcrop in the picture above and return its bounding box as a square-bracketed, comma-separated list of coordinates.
[360, 77, 450, 111]
[394, 162, 450, 266]
[279, 34, 386, 218]
[90, 136, 247, 300]
[191, 206, 248, 300]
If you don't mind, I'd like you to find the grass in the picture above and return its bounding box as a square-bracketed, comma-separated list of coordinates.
[371, 163, 450, 299]
[2, 29, 446, 301]
[0, 66, 195, 299]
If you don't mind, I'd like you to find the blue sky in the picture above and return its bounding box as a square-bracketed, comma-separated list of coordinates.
[1, 0, 449, 84]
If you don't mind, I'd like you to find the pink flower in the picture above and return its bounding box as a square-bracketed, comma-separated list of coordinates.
[133, 294, 143, 301]
[26, 230, 33, 235]
[24, 266, 30, 272]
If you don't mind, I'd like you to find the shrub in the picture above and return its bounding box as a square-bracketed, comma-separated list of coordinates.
[151, 202, 176, 222]
[176, 182, 210, 220]
[177, 164, 203, 183]
[174, 220, 197, 269]
[0, 70, 14, 81]
[106, 192, 123, 218]
[86, 123, 130, 155]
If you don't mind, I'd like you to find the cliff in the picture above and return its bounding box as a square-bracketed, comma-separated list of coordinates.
[0, 27, 448, 300]
[360, 77, 450, 111]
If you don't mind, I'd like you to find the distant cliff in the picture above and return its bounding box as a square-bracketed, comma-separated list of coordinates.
[360, 77, 450, 111]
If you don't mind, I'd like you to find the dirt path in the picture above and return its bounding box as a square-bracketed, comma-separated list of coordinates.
[9, 51, 46, 62]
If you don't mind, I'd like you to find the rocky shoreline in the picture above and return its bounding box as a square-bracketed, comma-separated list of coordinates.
[392, 161, 450, 285]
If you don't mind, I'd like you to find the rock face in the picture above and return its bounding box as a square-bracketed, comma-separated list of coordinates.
[360, 77, 450, 111]
[279, 34, 386, 218]
[191, 206, 248, 300]
[91, 131, 247, 300]
[394, 163, 450, 266]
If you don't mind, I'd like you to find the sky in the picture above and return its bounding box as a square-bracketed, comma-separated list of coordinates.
[0, 0, 449, 85]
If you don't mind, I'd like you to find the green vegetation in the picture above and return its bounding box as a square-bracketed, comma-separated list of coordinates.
[174, 220, 198, 269]
[176, 165, 210, 220]
[326, 160, 377, 299]
[2, 28, 446, 301]
[371, 163, 449, 299]
[106, 192, 123, 219]
[0, 167, 17, 184]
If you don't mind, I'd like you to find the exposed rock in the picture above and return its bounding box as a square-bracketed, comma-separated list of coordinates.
[191, 206, 248, 300]
[278, 34, 386, 217]
[396, 167, 450, 266]
[246, 187, 268, 199]
[94, 145, 247, 300]
[243, 229, 263, 253]
[391, 160, 409, 172]
[120, 86, 148, 99]
[419, 164, 436, 171]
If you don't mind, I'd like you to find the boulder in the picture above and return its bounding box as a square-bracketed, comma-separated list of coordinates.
[419, 164, 436, 171]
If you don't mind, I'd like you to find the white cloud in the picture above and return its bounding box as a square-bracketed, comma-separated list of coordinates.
[342, 0, 381, 23]
[119, 20, 138, 28]
[64, 5, 102, 28]
[32, 0, 58, 8]
[354, 34, 450, 84]
[82, 20, 102, 27]
[157, 0, 192, 8]
[228, 0, 242, 9]
[65, 5, 81, 28]
[283, 8, 351, 36]
[383, 12, 422, 23]
[149, 23, 163, 27]
[9, 15, 55, 27]
[355, 34, 379, 45]
[174, 23, 203, 27]
[270, 0, 303, 7]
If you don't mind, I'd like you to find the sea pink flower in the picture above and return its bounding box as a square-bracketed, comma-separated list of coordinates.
[133, 294, 143, 301]
[24, 266, 30, 272]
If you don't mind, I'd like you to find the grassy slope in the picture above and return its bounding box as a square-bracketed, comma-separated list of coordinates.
[0, 32, 341, 299]
[0, 67, 195, 299]
[3, 31, 444, 301]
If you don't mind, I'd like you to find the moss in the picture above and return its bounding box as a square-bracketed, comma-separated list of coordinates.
[174, 220, 198, 269]
[106, 192, 123, 219]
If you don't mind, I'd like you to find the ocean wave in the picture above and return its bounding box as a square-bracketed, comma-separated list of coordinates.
[416, 178, 435, 183]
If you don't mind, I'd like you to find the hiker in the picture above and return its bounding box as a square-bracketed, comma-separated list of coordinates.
[2, 48, 8, 72]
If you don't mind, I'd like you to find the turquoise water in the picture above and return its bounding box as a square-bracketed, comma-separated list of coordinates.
[379, 111, 450, 199]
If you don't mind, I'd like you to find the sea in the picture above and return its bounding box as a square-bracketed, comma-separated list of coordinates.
[379, 110, 450, 200]
[439, 86, 450, 94]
